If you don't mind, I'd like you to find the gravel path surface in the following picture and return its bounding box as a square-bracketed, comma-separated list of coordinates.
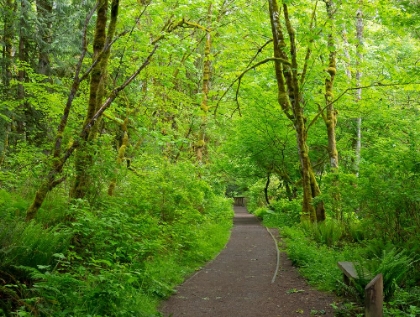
[160, 206, 336, 317]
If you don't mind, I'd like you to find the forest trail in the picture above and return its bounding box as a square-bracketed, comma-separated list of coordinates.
[160, 206, 336, 317]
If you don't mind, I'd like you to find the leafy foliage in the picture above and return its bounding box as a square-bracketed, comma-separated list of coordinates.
[0, 0, 420, 315]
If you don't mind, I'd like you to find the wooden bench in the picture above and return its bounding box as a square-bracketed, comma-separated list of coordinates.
[233, 196, 245, 206]
[337, 261, 361, 285]
[337, 261, 383, 317]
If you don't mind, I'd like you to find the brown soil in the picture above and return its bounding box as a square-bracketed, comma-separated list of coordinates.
[160, 206, 337, 317]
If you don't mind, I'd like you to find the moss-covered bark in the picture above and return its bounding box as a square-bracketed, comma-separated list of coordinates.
[108, 119, 129, 196]
[25, 1, 158, 220]
[71, 0, 120, 199]
[2, 1, 16, 89]
[267, 0, 324, 222]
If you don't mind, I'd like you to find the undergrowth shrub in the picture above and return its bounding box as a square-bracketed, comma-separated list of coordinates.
[0, 221, 71, 268]
[262, 199, 301, 228]
[300, 220, 344, 247]
[345, 220, 365, 242]
[353, 246, 418, 301]
[0, 218, 71, 314]
[278, 220, 420, 316]
[0, 157, 234, 316]
[0, 189, 28, 219]
[384, 286, 420, 316]
[280, 226, 345, 291]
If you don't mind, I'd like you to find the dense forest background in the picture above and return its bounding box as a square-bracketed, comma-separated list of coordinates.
[0, 0, 419, 316]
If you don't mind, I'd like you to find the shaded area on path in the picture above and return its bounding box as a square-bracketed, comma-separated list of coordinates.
[160, 206, 335, 317]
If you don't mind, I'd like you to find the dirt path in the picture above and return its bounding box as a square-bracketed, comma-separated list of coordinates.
[160, 206, 336, 317]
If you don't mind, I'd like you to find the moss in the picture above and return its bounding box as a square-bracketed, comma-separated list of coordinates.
[327, 66, 336, 77]
[201, 105, 209, 113]
[195, 139, 206, 147]
[26, 184, 48, 221]
[117, 145, 126, 161]
[107, 181, 116, 196]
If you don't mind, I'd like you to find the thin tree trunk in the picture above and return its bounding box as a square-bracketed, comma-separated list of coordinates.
[355, 4, 363, 175]
[35, 0, 53, 76]
[2, 0, 16, 89]
[108, 119, 129, 196]
[16, 0, 30, 144]
[1, 1, 17, 166]
[264, 172, 271, 205]
[324, 0, 338, 170]
[196, 3, 212, 162]
[322, 0, 340, 220]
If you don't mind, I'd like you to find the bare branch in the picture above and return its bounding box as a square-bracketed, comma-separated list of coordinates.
[214, 57, 291, 116]
[246, 39, 274, 68]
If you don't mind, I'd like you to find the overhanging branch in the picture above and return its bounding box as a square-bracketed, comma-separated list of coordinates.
[306, 81, 420, 131]
[214, 57, 291, 116]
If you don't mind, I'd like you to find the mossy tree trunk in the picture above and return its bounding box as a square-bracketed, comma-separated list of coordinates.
[108, 118, 129, 196]
[2, 0, 16, 89]
[26, 2, 121, 220]
[323, 0, 338, 171]
[267, 0, 325, 222]
[25, 4, 177, 220]
[320, 0, 339, 219]
[70, 0, 119, 199]
[196, 3, 212, 163]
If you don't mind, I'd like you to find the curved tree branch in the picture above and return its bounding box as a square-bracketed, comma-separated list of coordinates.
[214, 57, 291, 116]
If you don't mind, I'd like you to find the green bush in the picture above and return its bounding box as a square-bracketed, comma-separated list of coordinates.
[0, 221, 71, 268]
[0, 156, 234, 316]
[384, 286, 420, 316]
[262, 199, 301, 227]
[299, 219, 344, 247]
[281, 226, 344, 291]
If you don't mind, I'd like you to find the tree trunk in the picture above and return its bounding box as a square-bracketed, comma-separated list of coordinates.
[25, 2, 157, 220]
[322, 0, 340, 220]
[196, 3, 212, 163]
[267, 0, 324, 222]
[108, 119, 129, 196]
[2, 1, 16, 89]
[355, 4, 363, 175]
[35, 0, 53, 76]
[324, 0, 339, 170]
[264, 172, 271, 205]
[70, 0, 119, 199]
[0, 1, 17, 166]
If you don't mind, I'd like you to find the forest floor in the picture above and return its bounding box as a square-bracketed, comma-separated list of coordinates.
[159, 206, 337, 317]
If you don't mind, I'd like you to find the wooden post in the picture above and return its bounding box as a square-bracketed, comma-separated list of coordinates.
[365, 273, 383, 317]
[234, 196, 245, 206]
